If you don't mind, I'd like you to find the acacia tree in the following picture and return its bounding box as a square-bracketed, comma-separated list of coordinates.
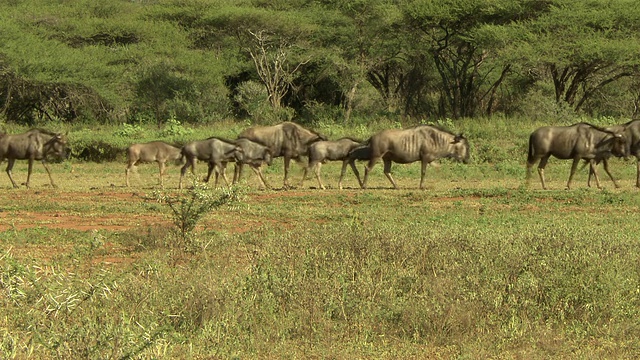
[524, 0, 640, 113]
[402, 0, 545, 118]
[246, 29, 308, 110]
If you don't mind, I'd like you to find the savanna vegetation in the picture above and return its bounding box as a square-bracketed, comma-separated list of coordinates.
[1, 0, 640, 129]
[2, 0, 640, 358]
[2, 117, 640, 358]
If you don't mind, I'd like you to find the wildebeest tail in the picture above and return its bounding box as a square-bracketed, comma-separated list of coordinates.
[527, 133, 535, 165]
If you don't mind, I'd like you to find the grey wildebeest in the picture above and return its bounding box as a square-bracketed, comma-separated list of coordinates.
[302, 137, 364, 190]
[586, 119, 640, 188]
[361, 125, 470, 189]
[0, 128, 68, 188]
[237, 122, 327, 188]
[179, 137, 243, 189]
[125, 141, 182, 187]
[217, 138, 273, 189]
[526, 122, 627, 190]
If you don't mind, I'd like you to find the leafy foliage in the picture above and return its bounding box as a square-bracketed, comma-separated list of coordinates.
[2, 0, 640, 124]
[150, 182, 244, 249]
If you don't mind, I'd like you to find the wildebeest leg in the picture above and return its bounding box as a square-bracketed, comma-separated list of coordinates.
[125, 159, 137, 187]
[6, 158, 19, 188]
[158, 161, 166, 188]
[566, 158, 582, 190]
[536, 156, 550, 190]
[250, 165, 270, 189]
[217, 163, 231, 187]
[585, 160, 602, 189]
[526, 160, 536, 187]
[347, 159, 363, 189]
[178, 159, 195, 189]
[300, 160, 311, 186]
[312, 162, 325, 190]
[41, 160, 57, 188]
[298, 158, 309, 187]
[338, 159, 349, 190]
[636, 159, 640, 188]
[383, 158, 398, 189]
[419, 160, 429, 190]
[362, 157, 380, 189]
[214, 162, 229, 188]
[283, 156, 292, 188]
[205, 162, 214, 184]
[233, 163, 243, 184]
[600, 158, 620, 188]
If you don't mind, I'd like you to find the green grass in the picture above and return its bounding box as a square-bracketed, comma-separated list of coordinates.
[2, 146, 640, 358]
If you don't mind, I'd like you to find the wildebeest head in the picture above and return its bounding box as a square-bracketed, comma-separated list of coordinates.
[232, 145, 244, 163]
[46, 132, 69, 159]
[610, 132, 628, 159]
[450, 133, 470, 164]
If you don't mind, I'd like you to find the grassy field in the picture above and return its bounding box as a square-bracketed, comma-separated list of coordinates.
[2, 121, 640, 358]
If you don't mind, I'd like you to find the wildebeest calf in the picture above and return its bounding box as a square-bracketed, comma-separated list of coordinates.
[125, 141, 182, 187]
[0, 129, 68, 188]
[526, 122, 627, 190]
[302, 137, 364, 190]
[217, 138, 273, 189]
[179, 137, 243, 189]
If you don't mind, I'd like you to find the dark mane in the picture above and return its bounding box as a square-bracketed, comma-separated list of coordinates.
[413, 124, 457, 136]
[578, 122, 617, 136]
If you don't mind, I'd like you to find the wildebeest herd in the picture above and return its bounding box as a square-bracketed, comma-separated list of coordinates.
[1, 120, 640, 190]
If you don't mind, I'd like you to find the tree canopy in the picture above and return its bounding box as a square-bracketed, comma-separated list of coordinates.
[0, 0, 639, 125]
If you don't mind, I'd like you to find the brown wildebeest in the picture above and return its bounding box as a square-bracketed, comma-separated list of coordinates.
[526, 122, 628, 190]
[179, 137, 243, 189]
[237, 122, 326, 188]
[301, 137, 364, 190]
[217, 138, 273, 189]
[125, 141, 182, 187]
[0, 129, 68, 188]
[362, 125, 470, 189]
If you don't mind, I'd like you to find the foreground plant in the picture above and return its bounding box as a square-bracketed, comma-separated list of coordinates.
[151, 181, 244, 247]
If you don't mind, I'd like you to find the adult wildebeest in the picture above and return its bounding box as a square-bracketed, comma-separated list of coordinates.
[217, 138, 273, 189]
[179, 137, 243, 189]
[0, 129, 68, 188]
[125, 141, 182, 187]
[237, 122, 326, 188]
[587, 119, 640, 188]
[526, 122, 628, 190]
[361, 125, 470, 189]
[302, 137, 364, 190]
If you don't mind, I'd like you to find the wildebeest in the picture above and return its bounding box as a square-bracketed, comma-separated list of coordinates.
[179, 137, 243, 189]
[361, 125, 470, 189]
[526, 122, 628, 190]
[0, 129, 68, 188]
[590, 119, 640, 188]
[302, 137, 364, 190]
[217, 138, 273, 189]
[237, 122, 326, 188]
[125, 141, 182, 187]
